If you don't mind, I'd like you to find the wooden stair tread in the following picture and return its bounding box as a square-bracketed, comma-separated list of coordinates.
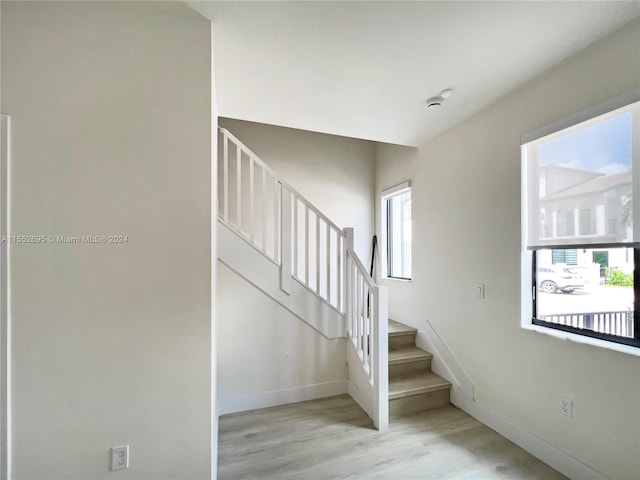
[388, 320, 416, 336]
[389, 372, 451, 400]
[388, 346, 432, 365]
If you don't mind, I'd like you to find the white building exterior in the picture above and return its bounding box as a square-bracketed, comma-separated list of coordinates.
[537, 165, 633, 284]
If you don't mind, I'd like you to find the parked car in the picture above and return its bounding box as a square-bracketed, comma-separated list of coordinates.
[537, 265, 584, 293]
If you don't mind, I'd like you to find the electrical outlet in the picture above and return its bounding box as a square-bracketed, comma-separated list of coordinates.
[111, 445, 129, 471]
[560, 397, 573, 417]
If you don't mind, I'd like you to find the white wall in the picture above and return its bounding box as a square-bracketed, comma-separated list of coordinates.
[376, 20, 640, 480]
[219, 118, 376, 260]
[216, 262, 347, 413]
[1, 2, 213, 478]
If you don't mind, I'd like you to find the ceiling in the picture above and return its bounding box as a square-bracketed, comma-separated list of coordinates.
[189, 1, 640, 147]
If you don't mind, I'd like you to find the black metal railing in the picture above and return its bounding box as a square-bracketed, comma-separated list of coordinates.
[540, 311, 634, 338]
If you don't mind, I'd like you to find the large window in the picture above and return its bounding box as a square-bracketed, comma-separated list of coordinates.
[522, 92, 640, 349]
[382, 182, 412, 280]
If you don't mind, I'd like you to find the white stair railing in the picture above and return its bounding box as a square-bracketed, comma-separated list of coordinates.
[287, 189, 345, 311]
[345, 228, 388, 431]
[218, 127, 344, 312]
[219, 128, 282, 265]
[218, 127, 387, 429]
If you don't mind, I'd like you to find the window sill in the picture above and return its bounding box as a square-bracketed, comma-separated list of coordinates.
[382, 277, 412, 283]
[522, 323, 640, 357]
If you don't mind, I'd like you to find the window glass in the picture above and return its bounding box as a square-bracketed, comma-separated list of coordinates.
[536, 247, 634, 339]
[383, 185, 411, 280]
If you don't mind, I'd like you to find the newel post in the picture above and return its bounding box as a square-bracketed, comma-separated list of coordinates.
[280, 187, 293, 294]
[343, 228, 354, 251]
[373, 285, 389, 432]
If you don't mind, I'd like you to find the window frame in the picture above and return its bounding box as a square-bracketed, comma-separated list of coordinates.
[530, 248, 640, 349]
[521, 90, 640, 354]
[381, 181, 412, 281]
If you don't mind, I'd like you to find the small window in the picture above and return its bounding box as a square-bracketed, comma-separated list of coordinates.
[522, 93, 640, 349]
[552, 249, 577, 265]
[579, 208, 593, 235]
[593, 251, 609, 279]
[382, 182, 412, 280]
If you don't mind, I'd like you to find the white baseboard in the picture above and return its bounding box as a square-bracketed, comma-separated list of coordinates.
[457, 397, 607, 480]
[390, 312, 606, 480]
[414, 319, 474, 408]
[218, 380, 348, 416]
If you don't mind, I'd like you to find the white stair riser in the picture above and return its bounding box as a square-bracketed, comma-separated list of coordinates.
[389, 389, 451, 417]
[388, 321, 451, 418]
[389, 333, 416, 350]
[389, 359, 432, 379]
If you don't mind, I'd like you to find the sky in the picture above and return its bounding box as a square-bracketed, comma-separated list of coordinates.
[539, 110, 633, 175]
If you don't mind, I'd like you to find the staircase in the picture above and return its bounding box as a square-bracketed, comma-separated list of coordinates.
[218, 127, 389, 430]
[217, 126, 451, 429]
[388, 320, 451, 417]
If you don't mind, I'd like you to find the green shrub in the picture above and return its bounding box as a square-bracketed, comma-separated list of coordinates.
[605, 268, 633, 287]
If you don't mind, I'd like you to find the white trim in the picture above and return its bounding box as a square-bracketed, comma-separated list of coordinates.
[522, 323, 640, 357]
[528, 241, 640, 250]
[521, 94, 640, 353]
[210, 21, 218, 480]
[380, 196, 388, 279]
[399, 313, 608, 480]
[414, 318, 472, 407]
[633, 103, 640, 250]
[0, 114, 10, 480]
[380, 181, 412, 280]
[458, 397, 607, 480]
[381, 181, 410, 199]
[217, 380, 348, 416]
[381, 277, 411, 283]
[521, 89, 640, 145]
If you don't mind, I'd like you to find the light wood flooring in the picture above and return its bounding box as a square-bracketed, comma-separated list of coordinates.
[218, 395, 567, 480]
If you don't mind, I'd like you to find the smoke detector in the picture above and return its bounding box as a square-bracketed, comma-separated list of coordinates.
[425, 96, 443, 110]
[425, 88, 453, 110]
